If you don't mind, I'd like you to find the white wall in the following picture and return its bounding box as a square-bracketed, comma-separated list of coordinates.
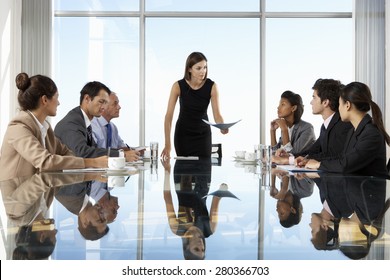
[0, 0, 21, 147]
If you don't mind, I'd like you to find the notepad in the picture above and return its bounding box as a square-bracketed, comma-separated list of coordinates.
[276, 164, 320, 173]
[202, 119, 241, 130]
[174, 156, 199, 160]
[62, 168, 107, 173]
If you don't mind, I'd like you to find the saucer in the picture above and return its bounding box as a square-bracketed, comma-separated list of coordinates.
[233, 156, 256, 163]
[240, 159, 258, 164]
[233, 156, 245, 161]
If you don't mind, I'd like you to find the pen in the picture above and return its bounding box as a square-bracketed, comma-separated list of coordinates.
[107, 147, 111, 157]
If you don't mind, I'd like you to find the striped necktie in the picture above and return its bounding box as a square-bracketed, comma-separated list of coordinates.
[87, 125, 93, 146]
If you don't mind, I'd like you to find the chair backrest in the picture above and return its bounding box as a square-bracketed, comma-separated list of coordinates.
[211, 144, 222, 158]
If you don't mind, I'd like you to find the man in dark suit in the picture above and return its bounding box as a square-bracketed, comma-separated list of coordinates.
[54, 81, 139, 161]
[55, 181, 109, 241]
[295, 78, 353, 166]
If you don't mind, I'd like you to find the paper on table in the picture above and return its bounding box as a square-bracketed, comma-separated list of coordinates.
[202, 119, 241, 130]
[276, 164, 320, 173]
[134, 146, 148, 151]
[174, 156, 199, 160]
[62, 168, 107, 173]
[63, 166, 138, 173]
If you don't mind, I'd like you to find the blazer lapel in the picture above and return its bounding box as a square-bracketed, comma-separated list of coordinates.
[323, 112, 340, 151]
[345, 114, 371, 152]
[25, 111, 44, 146]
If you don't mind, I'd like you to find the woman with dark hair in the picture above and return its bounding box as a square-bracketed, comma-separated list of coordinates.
[270, 91, 316, 158]
[0, 73, 107, 180]
[161, 52, 228, 158]
[305, 82, 390, 177]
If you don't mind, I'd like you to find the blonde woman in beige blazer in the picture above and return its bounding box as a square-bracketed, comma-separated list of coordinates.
[0, 73, 107, 181]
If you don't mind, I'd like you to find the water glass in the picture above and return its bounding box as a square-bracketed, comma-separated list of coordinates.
[150, 161, 158, 181]
[260, 144, 272, 170]
[150, 142, 159, 161]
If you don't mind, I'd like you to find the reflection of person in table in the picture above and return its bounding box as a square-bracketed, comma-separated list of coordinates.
[270, 169, 313, 228]
[162, 158, 226, 260]
[310, 175, 389, 259]
[55, 181, 111, 241]
[1, 173, 78, 260]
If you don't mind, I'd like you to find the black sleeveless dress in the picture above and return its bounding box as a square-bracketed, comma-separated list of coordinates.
[174, 78, 213, 157]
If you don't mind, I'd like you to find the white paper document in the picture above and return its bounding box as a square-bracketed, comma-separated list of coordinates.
[276, 164, 320, 173]
[174, 156, 199, 160]
[134, 146, 148, 151]
[202, 119, 241, 130]
[63, 166, 138, 173]
[62, 168, 107, 173]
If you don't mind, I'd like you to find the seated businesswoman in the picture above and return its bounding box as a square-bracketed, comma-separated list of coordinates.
[305, 82, 390, 177]
[0, 73, 107, 181]
[270, 91, 316, 156]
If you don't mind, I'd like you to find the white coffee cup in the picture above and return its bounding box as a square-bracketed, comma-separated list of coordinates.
[245, 152, 256, 161]
[108, 157, 125, 170]
[108, 176, 125, 188]
[235, 151, 246, 158]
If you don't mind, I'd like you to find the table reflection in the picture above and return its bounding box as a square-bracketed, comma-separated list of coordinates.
[0, 160, 389, 260]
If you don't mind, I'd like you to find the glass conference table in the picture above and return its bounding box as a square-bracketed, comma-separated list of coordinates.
[1, 157, 389, 260]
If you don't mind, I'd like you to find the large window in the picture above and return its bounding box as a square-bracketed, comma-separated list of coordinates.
[265, 18, 353, 141]
[53, 0, 353, 155]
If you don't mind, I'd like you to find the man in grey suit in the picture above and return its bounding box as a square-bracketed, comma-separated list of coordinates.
[54, 81, 139, 161]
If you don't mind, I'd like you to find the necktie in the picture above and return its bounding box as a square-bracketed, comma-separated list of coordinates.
[87, 125, 93, 146]
[320, 124, 326, 148]
[106, 123, 112, 148]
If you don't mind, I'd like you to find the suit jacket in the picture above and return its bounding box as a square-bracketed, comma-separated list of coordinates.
[0, 111, 84, 181]
[297, 112, 353, 161]
[274, 119, 316, 155]
[0, 173, 85, 225]
[315, 175, 354, 219]
[319, 114, 387, 177]
[55, 181, 92, 215]
[54, 106, 119, 158]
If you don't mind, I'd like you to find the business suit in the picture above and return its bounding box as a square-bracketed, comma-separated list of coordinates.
[0, 111, 84, 181]
[54, 106, 119, 158]
[274, 119, 316, 155]
[55, 181, 92, 215]
[316, 175, 354, 219]
[319, 114, 387, 177]
[297, 112, 353, 161]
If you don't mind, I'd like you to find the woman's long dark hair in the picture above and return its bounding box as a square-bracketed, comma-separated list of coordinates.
[340, 82, 390, 145]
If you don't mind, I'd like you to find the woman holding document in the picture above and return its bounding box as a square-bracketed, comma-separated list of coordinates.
[161, 52, 228, 158]
[0, 73, 107, 181]
[305, 82, 390, 177]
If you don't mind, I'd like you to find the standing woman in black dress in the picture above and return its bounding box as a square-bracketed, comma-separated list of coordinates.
[161, 52, 228, 158]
